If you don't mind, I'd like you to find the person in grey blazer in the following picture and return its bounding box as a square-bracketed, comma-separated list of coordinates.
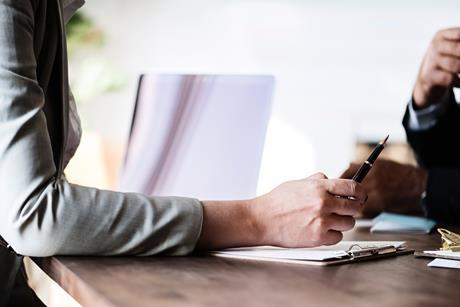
[0, 0, 367, 305]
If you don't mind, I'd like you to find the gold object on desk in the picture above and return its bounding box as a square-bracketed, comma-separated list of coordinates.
[438, 228, 460, 252]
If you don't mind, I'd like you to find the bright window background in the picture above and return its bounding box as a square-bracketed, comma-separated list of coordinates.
[72, 0, 460, 193]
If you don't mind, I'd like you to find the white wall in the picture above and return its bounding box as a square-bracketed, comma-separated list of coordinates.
[75, 0, 460, 192]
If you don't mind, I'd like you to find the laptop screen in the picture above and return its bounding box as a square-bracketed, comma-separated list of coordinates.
[119, 74, 274, 200]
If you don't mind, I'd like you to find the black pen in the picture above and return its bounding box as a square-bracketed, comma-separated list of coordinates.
[352, 135, 389, 183]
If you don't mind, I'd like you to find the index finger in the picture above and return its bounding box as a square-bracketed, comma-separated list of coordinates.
[326, 195, 362, 216]
[325, 179, 367, 203]
[437, 40, 460, 57]
[441, 28, 460, 41]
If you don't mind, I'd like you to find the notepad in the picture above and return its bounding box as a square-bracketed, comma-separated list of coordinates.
[210, 241, 410, 266]
[415, 250, 460, 261]
[428, 258, 460, 269]
[370, 213, 436, 234]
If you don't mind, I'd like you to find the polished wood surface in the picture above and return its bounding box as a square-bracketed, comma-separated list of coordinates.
[34, 226, 460, 307]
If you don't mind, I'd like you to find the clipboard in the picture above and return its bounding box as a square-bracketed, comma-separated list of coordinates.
[210, 241, 413, 266]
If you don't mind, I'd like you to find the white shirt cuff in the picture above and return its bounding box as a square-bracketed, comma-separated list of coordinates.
[407, 91, 457, 131]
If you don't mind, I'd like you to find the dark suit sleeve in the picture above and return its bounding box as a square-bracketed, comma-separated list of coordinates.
[422, 168, 460, 225]
[403, 90, 460, 225]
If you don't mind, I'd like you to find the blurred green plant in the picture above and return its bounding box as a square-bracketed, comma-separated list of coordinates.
[66, 12, 104, 56]
[65, 12, 127, 112]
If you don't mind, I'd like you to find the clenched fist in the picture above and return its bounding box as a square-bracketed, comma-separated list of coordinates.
[198, 173, 367, 250]
[252, 173, 367, 247]
[413, 28, 460, 108]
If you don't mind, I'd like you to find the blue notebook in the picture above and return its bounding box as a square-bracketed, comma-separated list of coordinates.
[371, 212, 436, 234]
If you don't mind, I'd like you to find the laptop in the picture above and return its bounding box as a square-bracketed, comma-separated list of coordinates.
[119, 74, 274, 200]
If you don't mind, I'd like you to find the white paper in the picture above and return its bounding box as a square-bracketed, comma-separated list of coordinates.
[213, 241, 406, 262]
[215, 247, 348, 261]
[428, 258, 460, 269]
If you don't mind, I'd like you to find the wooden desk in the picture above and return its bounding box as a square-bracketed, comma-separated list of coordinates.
[33, 227, 460, 307]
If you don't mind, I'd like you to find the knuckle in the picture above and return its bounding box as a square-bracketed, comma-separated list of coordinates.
[318, 198, 331, 214]
[327, 180, 337, 192]
[317, 217, 329, 230]
[453, 29, 460, 40]
[348, 181, 358, 195]
[437, 72, 453, 85]
[317, 197, 326, 207]
[442, 73, 454, 85]
[435, 29, 449, 40]
[316, 172, 327, 179]
[311, 172, 327, 180]
[311, 179, 323, 191]
[433, 31, 443, 44]
[445, 57, 455, 67]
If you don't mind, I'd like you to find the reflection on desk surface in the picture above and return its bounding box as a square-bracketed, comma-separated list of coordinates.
[30, 228, 460, 307]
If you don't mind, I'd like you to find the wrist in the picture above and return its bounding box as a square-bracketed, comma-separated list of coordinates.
[246, 197, 268, 246]
[197, 199, 263, 250]
[412, 85, 431, 110]
[413, 83, 450, 110]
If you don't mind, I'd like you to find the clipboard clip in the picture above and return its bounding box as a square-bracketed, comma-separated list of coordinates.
[346, 244, 397, 259]
[0, 236, 17, 255]
[438, 228, 460, 252]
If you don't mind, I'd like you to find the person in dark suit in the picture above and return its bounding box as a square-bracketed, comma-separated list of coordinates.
[403, 27, 460, 224]
[342, 27, 460, 225]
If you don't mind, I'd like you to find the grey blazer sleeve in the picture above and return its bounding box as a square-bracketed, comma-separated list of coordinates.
[0, 0, 203, 257]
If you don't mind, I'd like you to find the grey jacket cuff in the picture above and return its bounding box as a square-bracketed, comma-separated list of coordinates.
[144, 196, 204, 256]
[171, 197, 204, 255]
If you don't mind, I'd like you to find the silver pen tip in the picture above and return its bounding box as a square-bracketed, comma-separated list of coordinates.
[380, 134, 389, 145]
